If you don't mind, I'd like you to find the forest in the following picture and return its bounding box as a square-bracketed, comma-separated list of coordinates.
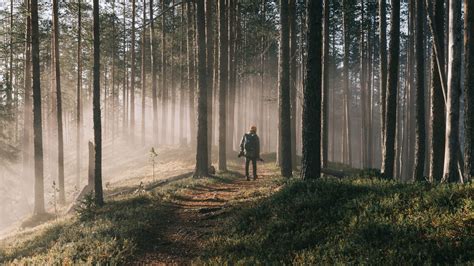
[0, 0, 473, 264]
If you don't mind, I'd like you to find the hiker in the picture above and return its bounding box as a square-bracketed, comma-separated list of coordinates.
[239, 126, 263, 181]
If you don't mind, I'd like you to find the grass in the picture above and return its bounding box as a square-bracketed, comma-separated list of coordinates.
[0, 192, 169, 264]
[1, 166, 472, 264]
[201, 177, 474, 264]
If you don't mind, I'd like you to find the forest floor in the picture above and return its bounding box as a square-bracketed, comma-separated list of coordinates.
[0, 151, 473, 264]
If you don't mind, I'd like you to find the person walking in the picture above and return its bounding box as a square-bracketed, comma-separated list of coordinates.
[239, 126, 263, 180]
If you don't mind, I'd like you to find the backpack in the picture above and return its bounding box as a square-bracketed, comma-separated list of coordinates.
[244, 133, 258, 155]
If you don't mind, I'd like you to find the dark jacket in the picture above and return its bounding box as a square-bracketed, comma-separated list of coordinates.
[240, 132, 260, 159]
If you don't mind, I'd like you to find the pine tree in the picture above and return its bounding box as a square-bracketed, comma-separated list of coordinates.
[31, 0, 45, 215]
[278, 0, 293, 177]
[464, 0, 474, 181]
[194, 0, 209, 177]
[301, 0, 323, 180]
[218, 0, 228, 171]
[93, 0, 104, 205]
[443, 0, 463, 183]
[413, 0, 425, 181]
[382, 0, 400, 179]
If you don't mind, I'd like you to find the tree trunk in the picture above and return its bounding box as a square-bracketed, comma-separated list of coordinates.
[22, 0, 32, 182]
[342, 0, 352, 166]
[289, 0, 297, 170]
[141, 0, 147, 145]
[382, 0, 400, 179]
[194, 0, 209, 178]
[179, 3, 186, 145]
[413, 0, 426, 181]
[227, 0, 237, 154]
[130, 0, 136, 141]
[151, 0, 159, 145]
[93, 0, 104, 205]
[464, 0, 474, 181]
[206, 0, 215, 162]
[443, 0, 462, 183]
[76, 0, 82, 188]
[218, 0, 228, 171]
[301, 0, 323, 180]
[278, 0, 293, 177]
[32, 0, 45, 215]
[52, 0, 65, 204]
[429, 0, 446, 182]
[321, 0, 330, 168]
[187, 0, 196, 147]
[379, 0, 387, 154]
[161, 0, 168, 144]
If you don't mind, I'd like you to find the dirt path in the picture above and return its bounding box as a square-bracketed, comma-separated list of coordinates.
[134, 164, 279, 264]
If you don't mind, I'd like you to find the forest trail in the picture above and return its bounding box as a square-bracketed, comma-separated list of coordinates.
[134, 162, 280, 264]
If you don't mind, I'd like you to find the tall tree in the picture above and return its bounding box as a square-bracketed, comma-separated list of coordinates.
[301, 0, 323, 180]
[151, 0, 159, 145]
[194, 0, 209, 177]
[289, 0, 297, 170]
[379, 0, 387, 149]
[321, 0, 330, 168]
[179, 3, 186, 144]
[52, 0, 65, 204]
[443, 0, 462, 183]
[161, 0, 168, 144]
[76, 0, 82, 187]
[206, 0, 215, 160]
[413, 0, 425, 181]
[218, 0, 228, 171]
[342, 0, 352, 166]
[93, 0, 104, 205]
[187, 0, 196, 146]
[22, 0, 32, 180]
[31, 0, 45, 215]
[278, 0, 292, 177]
[429, 0, 446, 182]
[465, 0, 474, 180]
[130, 0, 136, 140]
[141, 0, 147, 145]
[382, 0, 400, 179]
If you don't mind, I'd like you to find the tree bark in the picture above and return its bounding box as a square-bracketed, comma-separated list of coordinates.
[218, 0, 228, 171]
[278, 0, 292, 177]
[76, 0, 82, 188]
[151, 0, 159, 145]
[206, 0, 215, 161]
[321, 0, 330, 168]
[382, 0, 400, 179]
[379, 0, 387, 153]
[194, 0, 209, 177]
[52, 0, 65, 204]
[429, 0, 446, 182]
[301, 0, 323, 180]
[342, 0, 352, 166]
[31, 0, 45, 215]
[464, 0, 474, 181]
[141, 0, 147, 145]
[161, 0, 168, 144]
[289, 0, 297, 170]
[413, 0, 426, 181]
[93, 0, 104, 205]
[130, 0, 136, 141]
[22, 0, 32, 182]
[443, 0, 462, 183]
[187, 0, 196, 146]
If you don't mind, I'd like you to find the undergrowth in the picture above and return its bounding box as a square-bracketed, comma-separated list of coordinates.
[201, 178, 474, 264]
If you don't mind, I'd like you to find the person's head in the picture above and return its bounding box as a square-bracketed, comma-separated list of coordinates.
[250, 125, 257, 133]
